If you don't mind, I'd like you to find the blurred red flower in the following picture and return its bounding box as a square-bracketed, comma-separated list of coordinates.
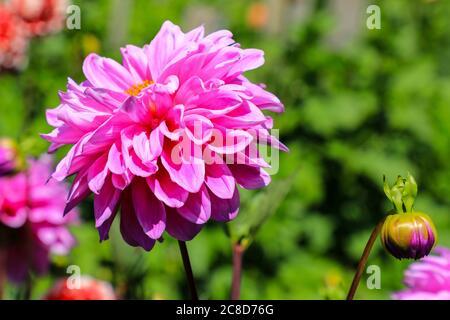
[0, 4, 28, 70]
[45, 276, 117, 300]
[9, 0, 67, 37]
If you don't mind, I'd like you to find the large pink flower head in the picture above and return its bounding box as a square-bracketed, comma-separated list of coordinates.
[0, 156, 77, 283]
[42, 21, 286, 251]
[393, 247, 450, 300]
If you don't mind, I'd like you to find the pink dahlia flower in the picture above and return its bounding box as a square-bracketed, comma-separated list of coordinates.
[45, 276, 116, 300]
[393, 247, 450, 300]
[0, 3, 28, 70]
[8, 0, 67, 37]
[42, 21, 286, 251]
[0, 156, 77, 283]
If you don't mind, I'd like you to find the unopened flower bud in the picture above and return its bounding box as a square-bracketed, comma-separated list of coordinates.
[381, 212, 437, 260]
[381, 174, 437, 260]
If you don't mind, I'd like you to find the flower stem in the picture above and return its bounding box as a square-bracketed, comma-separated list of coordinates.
[346, 217, 386, 300]
[177, 240, 198, 300]
[231, 243, 245, 300]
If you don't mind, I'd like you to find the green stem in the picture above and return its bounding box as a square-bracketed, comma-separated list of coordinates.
[231, 243, 245, 300]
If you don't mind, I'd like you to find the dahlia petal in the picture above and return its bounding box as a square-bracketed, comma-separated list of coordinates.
[210, 187, 240, 222]
[208, 129, 253, 155]
[107, 142, 125, 175]
[121, 96, 151, 123]
[185, 25, 205, 42]
[41, 125, 86, 150]
[87, 154, 109, 194]
[64, 170, 90, 215]
[227, 49, 265, 78]
[120, 189, 156, 251]
[146, 21, 186, 81]
[132, 178, 166, 239]
[185, 88, 242, 115]
[159, 120, 182, 141]
[82, 113, 131, 155]
[111, 171, 133, 190]
[147, 169, 188, 208]
[242, 81, 285, 113]
[121, 45, 149, 82]
[204, 29, 234, 46]
[97, 209, 117, 242]
[177, 185, 211, 224]
[161, 144, 205, 193]
[212, 101, 267, 128]
[165, 207, 203, 241]
[184, 114, 214, 145]
[93, 177, 121, 230]
[132, 131, 154, 164]
[149, 125, 164, 159]
[229, 164, 271, 189]
[121, 127, 158, 177]
[253, 129, 289, 152]
[205, 162, 235, 199]
[83, 53, 134, 91]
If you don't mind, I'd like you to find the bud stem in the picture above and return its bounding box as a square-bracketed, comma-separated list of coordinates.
[231, 242, 245, 300]
[346, 216, 386, 300]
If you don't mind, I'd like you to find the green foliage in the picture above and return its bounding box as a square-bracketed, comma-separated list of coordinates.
[1, 0, 449, 300]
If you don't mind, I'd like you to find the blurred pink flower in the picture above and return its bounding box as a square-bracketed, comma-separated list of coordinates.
[45, 276, 116, 300]
[42, 21, 286, 251]
[0, 138, 18, 176]
[393, 247, 450, 300]
[0, 156, 77, 283]
[0, 4, 28, 70]
[9, 0, 67, 37]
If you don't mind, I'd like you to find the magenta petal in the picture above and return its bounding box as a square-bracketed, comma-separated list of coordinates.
[208, 129, 253, 155]
[145, 21, 185, 81]
[229, 164, 271, 189]
[87, 153, 109, 194]
[160, 144, 205, 193]
[205, 162, 235, 199]
[97, 209, 118, 241]
[131, 178, 166, 239]
[165, 207, 203, 241]
[121, 96, 151, 123]
[177, 185, 211, 224]
[121, 45, 149, 81]
[120, 189, 156, 251]
[147, 169, 188, 208]
[149, 125, 164, 158]
[93, 177, 121, 230]
[210, 187, 240, 222]
[83, 53, 134, 91]
[107, 142, 125, 175]
[64, 170, 90, 215]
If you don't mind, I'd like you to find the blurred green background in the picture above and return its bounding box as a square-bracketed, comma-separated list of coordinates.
[1, 0, 449, 299]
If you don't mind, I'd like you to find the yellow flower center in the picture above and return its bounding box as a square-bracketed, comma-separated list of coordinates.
[125, 80, 153, 96]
